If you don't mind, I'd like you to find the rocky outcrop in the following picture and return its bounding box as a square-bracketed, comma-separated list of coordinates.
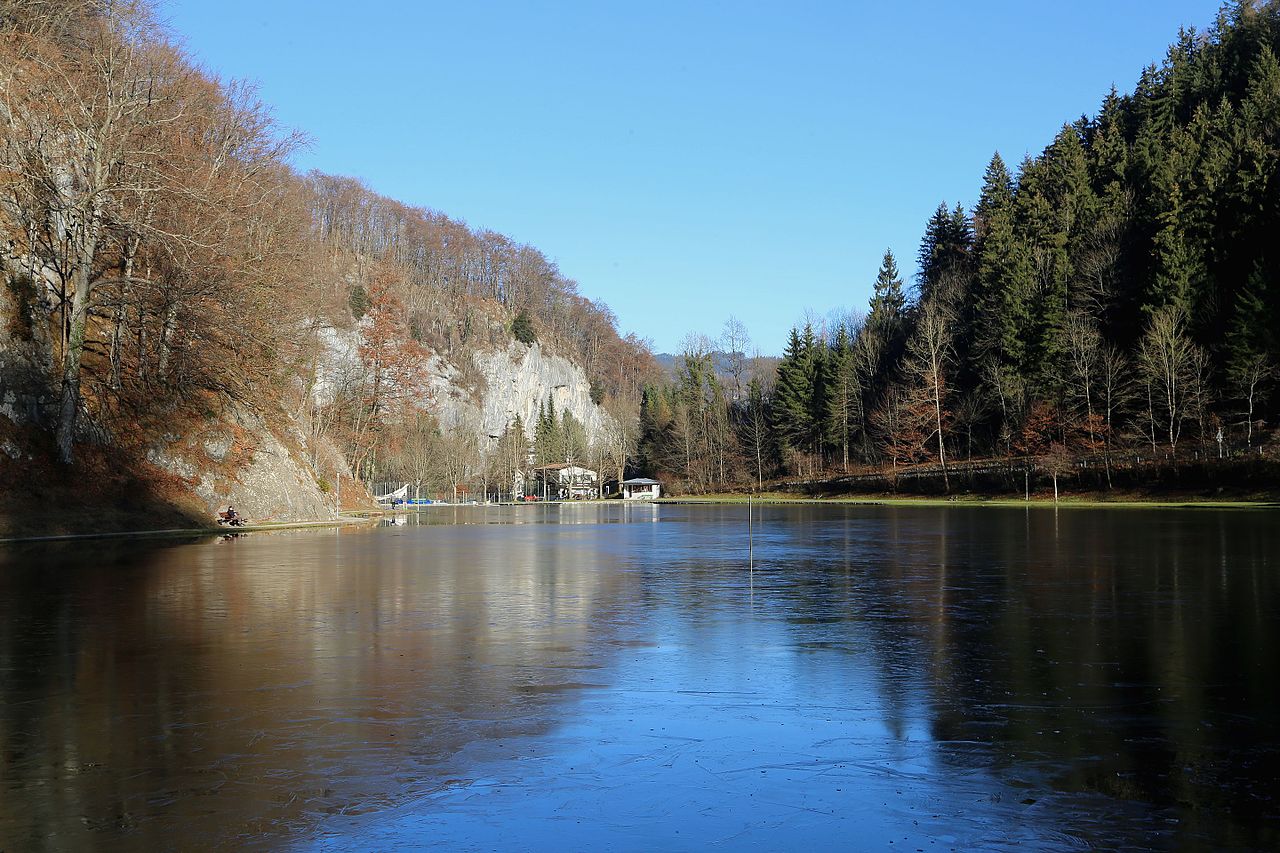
[145, 405, 337, 523]
[1, 276, 340, 524]
[315, 326, 614, 447]
[463, 342, 612, 443]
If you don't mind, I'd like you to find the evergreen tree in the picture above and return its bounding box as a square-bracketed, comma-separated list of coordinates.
[917, 203, 953, 305]
[974, 153, 1035, 376]
[773, 325, 826, 471]
[867, 249, 907, 335]
[534, 396, 563, 465]
[629, 5, 1280, 487]
[1227, 261, 1275, 368]
[511, 309, 537, 344]
[824, 325, 860, 471]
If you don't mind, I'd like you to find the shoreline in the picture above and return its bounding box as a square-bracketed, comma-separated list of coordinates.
[656, 493, 1280, 510]
[4, 494, 1277, 545]
[0, 516, 377, 546]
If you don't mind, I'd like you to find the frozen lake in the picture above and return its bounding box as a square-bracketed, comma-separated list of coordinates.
[1, 503, 1278, 850]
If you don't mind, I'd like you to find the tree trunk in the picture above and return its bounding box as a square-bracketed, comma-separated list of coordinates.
[55, 226, 100, 465]
[158, 300, 178, 376]
[933, 374, 949, 493]
[1246, 384, 1255, 449]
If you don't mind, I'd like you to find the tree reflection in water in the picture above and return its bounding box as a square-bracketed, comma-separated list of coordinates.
[0, 504, 1276, 851]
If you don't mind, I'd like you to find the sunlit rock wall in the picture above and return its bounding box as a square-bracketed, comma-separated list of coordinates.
[315, 327, 614, 447]
[464, 342, 612, 444]
[145, 404, 338, 522]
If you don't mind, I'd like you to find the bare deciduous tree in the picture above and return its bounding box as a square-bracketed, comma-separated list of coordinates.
[1137, 305, 1204, 459]
[1229, 351, 1273, 450]
[901, 300, 954, 491]
[720, 315, 750, 401]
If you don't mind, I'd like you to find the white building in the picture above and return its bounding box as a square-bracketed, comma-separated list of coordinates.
[619, 478, 662, 500]
[534, 464, 599, 500]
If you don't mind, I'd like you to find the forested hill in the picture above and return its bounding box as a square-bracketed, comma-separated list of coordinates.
[0, 0, 656, 507]
[641, 1, 1280, 493]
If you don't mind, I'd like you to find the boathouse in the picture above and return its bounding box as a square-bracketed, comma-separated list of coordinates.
[619, 477, 662, 500]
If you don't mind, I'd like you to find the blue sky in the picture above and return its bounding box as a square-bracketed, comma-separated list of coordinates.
[165, 0, 1223, 354]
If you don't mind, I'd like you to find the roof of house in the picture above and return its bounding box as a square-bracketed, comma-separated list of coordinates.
[621, 478, 661, 486]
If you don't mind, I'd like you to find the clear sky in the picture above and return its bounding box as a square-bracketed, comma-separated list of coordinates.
[164, 0, 1223, 354]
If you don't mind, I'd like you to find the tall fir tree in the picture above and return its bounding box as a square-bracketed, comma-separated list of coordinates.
[773, 325, 827, 468]
[868, 249, 907, 334]
[974, 153, 1036, 377]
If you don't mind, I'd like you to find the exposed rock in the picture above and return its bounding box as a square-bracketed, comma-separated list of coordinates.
[315, 325, 614, 447]
[467, 342, 612, 444]
[202, 432, 233, 463]
[146, 405, 337, 523]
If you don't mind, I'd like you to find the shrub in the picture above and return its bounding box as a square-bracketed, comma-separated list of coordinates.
[511, 309, 536, 344]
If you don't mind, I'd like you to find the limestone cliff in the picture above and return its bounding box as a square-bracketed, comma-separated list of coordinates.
[144, 405, 340, 523]
[316, 326, 614, 447]
[447, 342, 613, 444]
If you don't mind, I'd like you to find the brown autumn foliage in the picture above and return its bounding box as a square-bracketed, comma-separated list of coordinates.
[0, 0, 656, 488]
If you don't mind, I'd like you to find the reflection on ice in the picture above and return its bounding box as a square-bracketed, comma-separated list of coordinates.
[0, 504, 1277, 851]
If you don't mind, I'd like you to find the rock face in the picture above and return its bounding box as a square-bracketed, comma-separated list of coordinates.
[316, 327, 613, 447]
[464, 342, 612, 443]
[145, 405, 337, 523]
[2, 274, 608, 526]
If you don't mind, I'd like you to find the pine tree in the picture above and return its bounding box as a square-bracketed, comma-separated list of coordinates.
[917, 203, 953, 305]
[1227, 262, 1274, 369]
[867, 249, 907, 335]
[974, 153, 1015, 239]
[534, 396, 563, 465]
[917, 204, 974, 307]
[511, 309, 537, 344]
[773, 325, 826, 472]
[824, 325, 860, 472]
[974, 153, 1035, 376]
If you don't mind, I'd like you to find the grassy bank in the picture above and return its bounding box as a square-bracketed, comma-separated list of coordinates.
[658, 491, 1280, 510]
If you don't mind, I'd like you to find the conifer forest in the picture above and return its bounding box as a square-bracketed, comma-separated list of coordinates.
[640, 3, 1280, 495]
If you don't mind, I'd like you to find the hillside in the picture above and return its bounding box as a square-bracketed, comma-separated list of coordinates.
[0, 0, 657, 533]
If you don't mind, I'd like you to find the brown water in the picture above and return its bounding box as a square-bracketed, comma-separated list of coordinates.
[1, 503, 1277, 851]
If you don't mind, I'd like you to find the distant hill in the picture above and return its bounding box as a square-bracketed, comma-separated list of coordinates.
[653, 351, 781, 386]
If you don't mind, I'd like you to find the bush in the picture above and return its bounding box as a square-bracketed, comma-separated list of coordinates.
[511, 309, 536, 345]
[349, 285, 368, 320]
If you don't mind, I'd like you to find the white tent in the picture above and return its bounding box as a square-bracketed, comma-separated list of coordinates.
[377, 483, 410, 503]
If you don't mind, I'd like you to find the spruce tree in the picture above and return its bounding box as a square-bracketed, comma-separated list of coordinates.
[534, 396, 563, 465]
[868, 249, 907, 335]
[773, 325, 825, 468]
[974, 153, 1035, 376]
[918, 203, 975, 308]
[824, 325, 859, 471]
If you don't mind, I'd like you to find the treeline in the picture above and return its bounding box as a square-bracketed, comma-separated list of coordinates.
[642, 2, 1280, 493]
[369, 394, 632, 502]
[0, 0, 655, 482]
